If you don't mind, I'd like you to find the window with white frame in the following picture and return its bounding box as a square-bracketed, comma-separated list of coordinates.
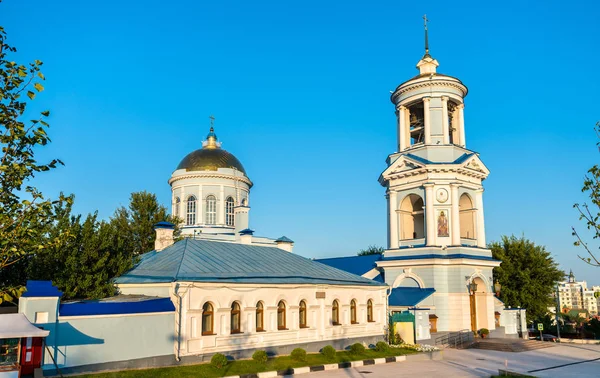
[225, 197, 235, 227]
[205, 195, 216, 224]
[186, 196, 196, 225]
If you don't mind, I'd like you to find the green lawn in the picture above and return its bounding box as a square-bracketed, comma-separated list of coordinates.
[77, 348, 418, 378]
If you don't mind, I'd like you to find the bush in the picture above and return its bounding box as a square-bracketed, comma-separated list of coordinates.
[349, 343, 365, 355]
[375, 341, 389, 352]
[479, 328, 490, 336]
[252, 350, 268, 364]
[290, 348, 307, 361]
[321, 345, 336, 360]
[210, 353, 228, 369]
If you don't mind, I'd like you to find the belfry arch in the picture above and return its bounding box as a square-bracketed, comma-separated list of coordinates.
[399, 194, 425, 240]
[459, 193, 476, 239]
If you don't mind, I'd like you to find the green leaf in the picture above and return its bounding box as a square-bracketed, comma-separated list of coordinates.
[37, 72, 45, 80]
[34, 82, 44, 92]
[41, 110, 50, 117]
[27, 91, 36, 100]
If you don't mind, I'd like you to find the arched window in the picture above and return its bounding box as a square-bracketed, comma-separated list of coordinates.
[332, 300, 340, 325]
[174, 197, 180, 219]
[459, 193, 476, 239]
[299, 300, 307, 328]
[277, 301, 286, 330]
[256, 301, 264, 332]
[186, 196, 197, 226]
[225, 197, 235, 227]
[367, 299, 374, 322]
[399, 194, 425, 239]
[350, 299, 358, 324]
[231, 301, 241, 334]
[202, 302, 214, 335]
[205, 195, 216, 224]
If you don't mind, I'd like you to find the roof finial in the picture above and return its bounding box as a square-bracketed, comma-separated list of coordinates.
[423, 14, 430, 58]
[209, 114, 215, 132]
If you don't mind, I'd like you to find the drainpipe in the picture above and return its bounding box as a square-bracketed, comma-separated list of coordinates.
[174, 283, 189, 362]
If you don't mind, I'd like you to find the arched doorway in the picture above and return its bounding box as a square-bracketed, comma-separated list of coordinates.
[469, 277, 489, 332]
[459, 194, 476, 240]
[399, 194, 425, 240]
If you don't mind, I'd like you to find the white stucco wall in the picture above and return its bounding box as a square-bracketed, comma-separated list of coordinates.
[171, 282, 388, 357]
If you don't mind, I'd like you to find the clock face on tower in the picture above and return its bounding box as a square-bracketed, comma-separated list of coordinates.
[436, 188, 449, 203]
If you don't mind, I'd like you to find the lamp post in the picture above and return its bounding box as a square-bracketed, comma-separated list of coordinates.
[494, 280, 502, 297]
[555, 283, 561, 342]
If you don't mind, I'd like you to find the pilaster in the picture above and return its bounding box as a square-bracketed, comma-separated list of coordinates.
[398, 106, 407, 151]
[424, 184, 435, 246]
[475, 188, 486, 247]
[389, 191, 399, 249]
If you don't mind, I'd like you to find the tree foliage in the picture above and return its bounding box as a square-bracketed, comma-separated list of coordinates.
[491, 235, 564, 321]
[112, 191, 178, 256]
[572, 121, 600, 266]
[25, 191, 176, 300]
[358, 245, 384, 256]
[0, 19, 68, 304]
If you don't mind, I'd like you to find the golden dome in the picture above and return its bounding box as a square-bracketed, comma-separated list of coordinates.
[176, 127, 247, 175]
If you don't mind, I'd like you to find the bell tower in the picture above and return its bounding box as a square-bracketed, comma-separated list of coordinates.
[376, 17, 501, 334]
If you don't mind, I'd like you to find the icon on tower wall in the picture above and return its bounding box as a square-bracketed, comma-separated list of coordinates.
[437, 210, 449, 237]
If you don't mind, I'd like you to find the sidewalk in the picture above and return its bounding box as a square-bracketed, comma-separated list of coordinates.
[305, 343, 600, 377]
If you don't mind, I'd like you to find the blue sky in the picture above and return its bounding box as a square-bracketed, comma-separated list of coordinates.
[3, 0, 600, 283]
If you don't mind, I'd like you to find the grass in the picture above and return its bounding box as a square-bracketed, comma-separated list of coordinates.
[77, 348, 419, 378]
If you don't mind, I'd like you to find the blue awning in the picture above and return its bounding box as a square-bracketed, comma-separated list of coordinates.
[389, 287, 435, 307]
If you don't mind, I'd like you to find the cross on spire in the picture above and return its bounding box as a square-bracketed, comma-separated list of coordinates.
[209, 114, 215, 131]
[423, 14, 430, 57]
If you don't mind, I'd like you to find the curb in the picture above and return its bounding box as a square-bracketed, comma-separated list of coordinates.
[224, 354, 427, 378]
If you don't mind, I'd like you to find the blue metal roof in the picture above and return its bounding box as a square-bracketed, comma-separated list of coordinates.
[22, 281, 63, 298]
[275, 236, 294, 243]
[115, 239, 386, 287]
[60, 297, 175, 316]
[404, 152, 475, 166]
[314, 254, 382, 277]
[382, 253, 500, 262]
[154, 221, 175, 229]
[389, 287, 435, 307]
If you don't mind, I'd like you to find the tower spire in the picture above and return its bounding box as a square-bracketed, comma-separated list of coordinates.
[423, 14, 430, 58]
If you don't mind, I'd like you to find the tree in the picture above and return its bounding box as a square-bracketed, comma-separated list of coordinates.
[490, 235, 564, 321]
[27, 191, 175, 300]
[111, 191, 178, 255]
[572, 121, 600, 266]
[358, 245, 384, 256]
[0, 19, 68, 304]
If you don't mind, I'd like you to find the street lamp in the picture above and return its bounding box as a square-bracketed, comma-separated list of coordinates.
[494, 280, 502, 297]
[468, 281, 478, 294]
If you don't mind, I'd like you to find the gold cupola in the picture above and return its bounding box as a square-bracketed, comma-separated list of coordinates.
[175, 127, 247, 175]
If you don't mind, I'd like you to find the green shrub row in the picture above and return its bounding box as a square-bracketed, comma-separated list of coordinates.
[212, 341, 394, 368]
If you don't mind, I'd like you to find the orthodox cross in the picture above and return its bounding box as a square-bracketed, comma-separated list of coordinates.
[209, 115, 215, 129]
[423, 14, 430, 56]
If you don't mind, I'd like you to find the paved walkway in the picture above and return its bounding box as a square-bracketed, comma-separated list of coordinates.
[304, 343, 600, 377]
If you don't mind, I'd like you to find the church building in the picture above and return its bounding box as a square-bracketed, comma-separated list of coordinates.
[318, 29, 501, 337]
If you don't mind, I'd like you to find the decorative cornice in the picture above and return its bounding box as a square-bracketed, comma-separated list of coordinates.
[169, 172, 253, 187]
[393, 79, 467, 101]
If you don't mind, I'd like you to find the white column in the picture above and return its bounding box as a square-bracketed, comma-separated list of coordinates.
[389, 191, 399, 249]
[198, 186, 203, 225]
[475, 188, 486, 248]
[404, 107, 411, 148]
[398, 106, 407, 151]
[424, 184, 435, 246]
[442, 96, 450, 144]
[423, 98, 431, 145]
[457, 104, 466, 147]
[218, 185, 225, 225]
[450, 184, 461, 246]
